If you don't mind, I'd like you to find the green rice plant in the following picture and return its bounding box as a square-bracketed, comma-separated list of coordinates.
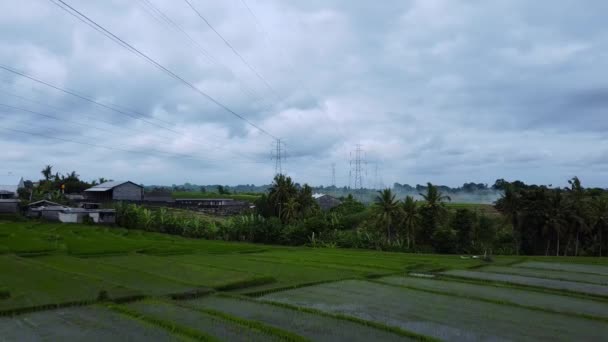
[516, 261, 608, 276]
[376, 276, 608, 322]
[442, 269, 608, 298]
[182, 305, 310, 342]
[480, 265, 608, 285]
[0, 305, 180, 341]
[125, 299, 283, 341]
[108, 304, 219, 341]
[213, 276, 276, 291]
[215, 293, 438, 342]
[186, 294, 420, 342]
[260, 280, 608, 341]
[0, 255, 139, 312]
[243, 278, 358, 297]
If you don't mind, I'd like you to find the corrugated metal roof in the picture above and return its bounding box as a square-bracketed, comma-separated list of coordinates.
[85, 180, 142, 192]
[312, 193, 326, 199]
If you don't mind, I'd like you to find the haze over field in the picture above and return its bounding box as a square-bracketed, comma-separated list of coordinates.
[1, 0, 607, 187]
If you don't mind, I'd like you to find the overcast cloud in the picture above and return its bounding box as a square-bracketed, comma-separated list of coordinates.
[0, 0, 607, 187]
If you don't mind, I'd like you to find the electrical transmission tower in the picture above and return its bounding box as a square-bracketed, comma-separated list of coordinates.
[350, 144, 365, 190]
[272, 138, 285, 175]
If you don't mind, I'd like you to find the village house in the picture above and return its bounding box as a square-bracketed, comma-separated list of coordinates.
[84, 181, 143, 202]
[313, 193, 342, 211]
[0, 176, 25, 213]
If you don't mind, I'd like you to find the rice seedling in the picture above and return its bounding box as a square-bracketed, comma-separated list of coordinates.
[262, 280, 608, 341]
[516, 261, 608, 276]
[0, 306, 179, 341]
[184, 294, 426, 341]
[442, 269, 608, 297]
[480, 265, 608, 285]
[377, 276, 608, 321]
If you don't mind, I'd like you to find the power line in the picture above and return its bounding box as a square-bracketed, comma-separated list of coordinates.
[136, 0, 271, 108]
[182, 0, 281, 101]
[48, 0, 277, 140]
[0, 88, 163, 137]
[0, 66, 267, 160]
[238, 0, 317, 102]
[0, 122, 267, 166]
[0, 64, 175, 132]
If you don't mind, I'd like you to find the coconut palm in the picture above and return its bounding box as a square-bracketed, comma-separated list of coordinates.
[281, 197, 300, 224]
[591, 195, 608, 257]
[420, 182, 451, 209]
[400, 196, 419, 249]
[268, 174, 297, 217]
[566, 177, 589, 256]
[41, 165, 53, 181]
[496, 184, 521, 254]
[544, 191, 569, 256]
[374, 188, 401, 242]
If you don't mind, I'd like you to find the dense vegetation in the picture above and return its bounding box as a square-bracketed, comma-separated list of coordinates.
[115, 175, 509, 255]
[495, 177, 608, 256]
[19, 166, 608, 257]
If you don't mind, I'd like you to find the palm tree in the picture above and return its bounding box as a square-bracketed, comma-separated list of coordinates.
[566, 177, 589, 256]
[269, 174, 297, 218]
[496, 184, 521, 254]
[591, 195, 608, 257]
[544, 191, 569, 256]
[374, 188, 401, 242]
[400, 196, 419, 249]
[281, 197, 300, 224]
[420, 182, 451, 209]
[41, 165, 53, 181]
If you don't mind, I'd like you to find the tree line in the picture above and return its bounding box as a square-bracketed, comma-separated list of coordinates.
[496, 177, 608, 256]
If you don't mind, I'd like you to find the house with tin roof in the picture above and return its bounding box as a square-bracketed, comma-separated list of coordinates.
[84, 181, 143, 202]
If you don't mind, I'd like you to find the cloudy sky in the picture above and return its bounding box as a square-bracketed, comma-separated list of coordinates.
[1, 0, 607, 188]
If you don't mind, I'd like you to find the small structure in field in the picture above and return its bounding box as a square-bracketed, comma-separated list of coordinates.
[313, 193, 342, 211]
[84, 181, 143, 202]
[0, 176, 24, 213]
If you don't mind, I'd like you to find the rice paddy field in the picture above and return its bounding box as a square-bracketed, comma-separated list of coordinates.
[1, 220, 607, 341]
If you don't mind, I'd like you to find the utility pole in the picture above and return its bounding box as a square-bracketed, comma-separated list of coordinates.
[272, 138, 284, 175]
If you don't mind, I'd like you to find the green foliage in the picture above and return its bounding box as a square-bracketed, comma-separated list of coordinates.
[495, 177, 608, 256]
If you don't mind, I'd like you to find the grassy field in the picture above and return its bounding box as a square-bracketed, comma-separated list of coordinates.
[1, 219, 607, 341]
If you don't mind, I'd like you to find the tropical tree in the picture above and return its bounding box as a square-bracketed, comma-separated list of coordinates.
[400, 196, 419, 249]
[591, 195, 608, 256]
[566, 177, 589, 256]
[419, 183, 450, 245]
[41, 165, 53, 181]
[495, 184, 521, 254]
[420, 182, 451, 209]
[281, 197, 300, 224]
[374, 189, 401, 242]
[544, 190, 569, 256]
[268, 174, 297, 218]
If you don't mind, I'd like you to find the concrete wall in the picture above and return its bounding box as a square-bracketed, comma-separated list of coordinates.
[112, 183, 143, 201]
[58, 212, 86, 223]
[0, 201, 18, 213]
